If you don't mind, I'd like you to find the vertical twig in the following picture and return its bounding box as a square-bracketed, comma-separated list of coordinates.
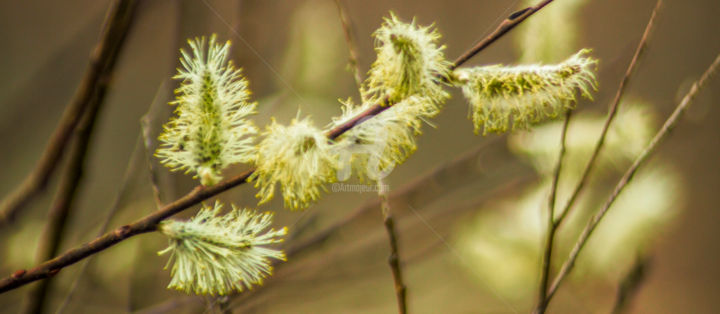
[140, 81, 170, 209]
[0, 0, 138, 228]
[546, 52, 720, 306]
[55, 135, 145, 314]
[379, 179, 407, 314]
[534, 111, 572, 314]
[25, 85, 106, 314]
[554, 0, 663, 226]
[21, 1, 138, 312]
[333, 0, 363, 89]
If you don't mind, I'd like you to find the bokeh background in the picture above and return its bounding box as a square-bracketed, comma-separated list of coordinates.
[1, 0, 719, 313]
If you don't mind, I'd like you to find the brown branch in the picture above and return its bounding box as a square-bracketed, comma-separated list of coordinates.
[450, 0, 555, 70]
[0, 0, 553, 293]
[333, 4, 408, 310]
[0, 0, 138, 228]
[24, 79, 107, 314]
[326, 0, 556, 139]
[228, 152, 526, 314]
[55, 135, 146, 314]
[554, 0, 662, 227]
[285, 137, 501, 259]
[159, 141, 523, 313]
[23, 1, 138, 312]
[379, 180, 407, 314]
[534, 111, 572, 314]
[545, 51, 720, 306]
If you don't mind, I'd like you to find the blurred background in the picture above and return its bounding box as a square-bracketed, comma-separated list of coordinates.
[0, 0, 719, 313]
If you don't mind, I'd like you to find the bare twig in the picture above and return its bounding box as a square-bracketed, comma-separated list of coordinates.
[24, 82, 106, 314]
[334, 3, 408, 311]
[153, 145, 525, 313]
[534, 111, 572, 314]
[0, 0, 553, 293]
[379, 179, 407, 314]
[285, 137, 500, 258]
[333, 0, 362, 89]
[450, 0, 555, 69]
[55, 135, 146, 314]
[23, 1, 138, 311]
[141, 81, 171, 209]
[326, 0, 556, 139]
[554, 0, 663, 226]
[545, 52, 720, 306]
[0, 0, 138, 228]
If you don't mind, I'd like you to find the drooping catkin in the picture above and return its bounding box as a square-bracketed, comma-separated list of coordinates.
[330, 95, 439, 181]
[251, 116, 339, 210]
[158, 202, 286, 295]
[454, 49, 598, 135]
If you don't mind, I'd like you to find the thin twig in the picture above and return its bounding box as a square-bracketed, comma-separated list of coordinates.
[285, 137, 500, 258]
[379, 179, 407, 314]
[335, 3, 408, 311]
[55, 135, 145, 314]
[326, 0, 556, 139]
[545, 52, 720, 306]
[0, 0, 138, 228]
[152, 143, 524, 313]
[534, 111, 572, 314]
[0, 0, 553, 293]
[23, 80, 106, 314]
[141, 80, 170, 209]
[450, 0, 555, 69]
[23, 2, 137, 310]
[333, 0, 363, 89]
[554, 0, 662, 227]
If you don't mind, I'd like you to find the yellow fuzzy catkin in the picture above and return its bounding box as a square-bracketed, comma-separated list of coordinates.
[158, 202, 287, 296]
[156, 35, 258, 186]
[364, 12, 451, 104]
[251, 116, 339, 210]
[330, 95, 439, 181]
[454, 49, 598, 135]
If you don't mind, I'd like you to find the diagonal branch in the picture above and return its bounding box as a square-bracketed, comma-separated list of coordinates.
[0, 0, 138, 228]
[545, 51, 720, 307]
[0, 0, 555, 293]
[553, 0, 663, 227]
[24, 81, 108, 314]
[326, 0, 556, 140]
[56, 135, 146, 314]
[451, 0, 555, 70]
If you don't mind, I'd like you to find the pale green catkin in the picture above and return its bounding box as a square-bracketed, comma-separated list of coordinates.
[251, 116, 339, 210]
[454, 49, 598, 135]
[364, 12, 451, 104]
[158, 202, 287, 296]
[156, 35, 258, 186]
